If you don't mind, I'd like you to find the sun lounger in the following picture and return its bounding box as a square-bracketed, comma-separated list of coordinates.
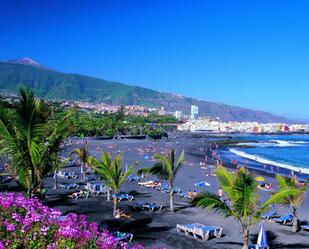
[59, 183, 79, 190]
[176, 191, 186, 197]
[145, 182, 161, 188]
[133, 202, 144, 210]
[249, 244, 269, 249]
[301, 224, 309, 231]
[262, 211, 279, 220]
[138, 180, 154, 186]
[273, 214, 293, 224]
[112, 231, 133, 242]
[133, 202, 163, 212]
[176, 223, 223, 241]
[112, 193, 134, 201]
[86, 182, 106, 195]
[67, 160, 79, 167]
[173, 187, 181, 194]
[143, 202, 163, 212]
[0, 176, 12, 183]
[86, 176, 101, 181]
[57, 171, 78, 179]
[158, 184, 169, 191]
[162, 187, 181, 194]
[126, 174, 140, 182]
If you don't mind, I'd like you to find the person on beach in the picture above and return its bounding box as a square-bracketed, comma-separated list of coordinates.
[115, 208, 131, 219]
[186, 190, 194, 199]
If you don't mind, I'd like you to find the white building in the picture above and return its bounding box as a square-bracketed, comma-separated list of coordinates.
[191, 105, 199, 120]
[174, 110, 183, 120]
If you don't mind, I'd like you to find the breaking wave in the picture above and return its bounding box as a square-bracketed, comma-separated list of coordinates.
[229, 148, 309, 174]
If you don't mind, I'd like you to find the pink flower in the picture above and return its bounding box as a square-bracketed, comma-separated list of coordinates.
[0, 192, 148, 249]
[6, 223, 16, 232]
[0, 241, 5, 249]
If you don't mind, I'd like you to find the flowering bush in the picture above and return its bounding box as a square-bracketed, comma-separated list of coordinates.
[0, 192, 143, 249]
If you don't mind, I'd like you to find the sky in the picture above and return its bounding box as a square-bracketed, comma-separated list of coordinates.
[1, 0, 309, 119]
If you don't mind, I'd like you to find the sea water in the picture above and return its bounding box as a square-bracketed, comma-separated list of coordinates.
[225, 134, 309, 175]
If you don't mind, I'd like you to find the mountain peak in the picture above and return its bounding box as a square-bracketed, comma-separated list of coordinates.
[7, 57, 41, 67]
[5, 57, 53, 71]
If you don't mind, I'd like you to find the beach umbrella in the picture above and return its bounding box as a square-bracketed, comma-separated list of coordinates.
[257, 222, 268, 248]
[195, 181, 211, 187]
[255, 176, 265, 182]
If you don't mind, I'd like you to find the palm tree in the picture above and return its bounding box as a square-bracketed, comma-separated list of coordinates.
[0, 88, 73, 196]
[91, 151, 137, 217]
[192, 167, 299, 249]
[276, 175, 307, 232]
[139, 149, 184, 212]
[70, 145, 90, 182]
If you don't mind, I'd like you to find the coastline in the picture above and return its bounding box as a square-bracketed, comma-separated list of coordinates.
[187, 133, 309, 182]
[228, 148, 309, 175]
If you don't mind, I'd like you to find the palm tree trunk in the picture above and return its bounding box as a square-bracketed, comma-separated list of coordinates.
[29, 168, 36, 197]
[53, 177, 57, 189]
[242, 228, 249, 249]
[29, 167, 42, 197]
[292, 207, 299, 232]
[113, 195, 118, 217]
[107, 188, 111, 201]
[34, 173, 42, 195]
[82, 163, 86, 182]
[169, 180, 174, 212]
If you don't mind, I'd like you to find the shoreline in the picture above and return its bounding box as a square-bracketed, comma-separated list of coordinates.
[187, 141, 309, 182]
[228, 148, 309, 175]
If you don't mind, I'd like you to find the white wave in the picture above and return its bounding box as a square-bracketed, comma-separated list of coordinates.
[236, 140, 305, 148]
[238, 142, 277, 147]
[292, 141, 309, 144]
[269, 140, 300, 147]
[229, 148, 309, 174]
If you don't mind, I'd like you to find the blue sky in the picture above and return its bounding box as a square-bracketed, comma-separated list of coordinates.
[1, 0, 309, 119]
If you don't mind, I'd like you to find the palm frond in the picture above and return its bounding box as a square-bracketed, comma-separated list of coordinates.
[174, 150, 184, 175]
[215, 166, 236, 199]
[262, 188, 300, 208]
[146, 162, 169, 180]
[154, 153, 173, 176]
[191, 192, 232, 217]
[276, 175, 289, 189]
[137, 167, 151, 175]
[233, 169, 258, 217]
[119, 161, 138, 186]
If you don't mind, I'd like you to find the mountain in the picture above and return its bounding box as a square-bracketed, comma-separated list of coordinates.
[0, 59, 292, 123]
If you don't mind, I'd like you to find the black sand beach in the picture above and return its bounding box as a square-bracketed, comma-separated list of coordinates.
[1, 137, 309, 248]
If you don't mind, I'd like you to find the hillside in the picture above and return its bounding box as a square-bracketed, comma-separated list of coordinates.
[0, 59, 292, 123]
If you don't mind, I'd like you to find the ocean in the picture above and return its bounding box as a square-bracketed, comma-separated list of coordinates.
[220, 134, 309, 177]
